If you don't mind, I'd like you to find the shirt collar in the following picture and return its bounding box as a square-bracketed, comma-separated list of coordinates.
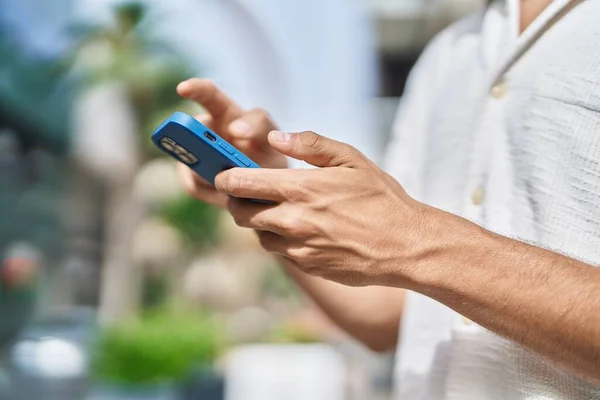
[488, 0, 583, 85]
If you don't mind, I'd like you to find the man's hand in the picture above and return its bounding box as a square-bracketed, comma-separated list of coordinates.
[215, 130, 600, 385]
[176, 79, 287, 208]
[215, 130, 437, 287]
[174, 92, 406, 351]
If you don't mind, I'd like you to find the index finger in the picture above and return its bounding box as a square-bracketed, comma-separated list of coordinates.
[177, 78, 243, 123]
[215, 168, 302, 202]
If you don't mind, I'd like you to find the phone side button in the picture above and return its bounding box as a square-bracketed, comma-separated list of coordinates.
[234, 153, 251, 167]
[218, 141, 234, 154]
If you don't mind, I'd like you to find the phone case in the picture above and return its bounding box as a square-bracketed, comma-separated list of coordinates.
[152, 112, 261, 186]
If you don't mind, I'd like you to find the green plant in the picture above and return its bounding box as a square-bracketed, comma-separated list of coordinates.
[269, 323, 322, 344]
[93, 309, 225, 385]
[159, 195, 222, 249]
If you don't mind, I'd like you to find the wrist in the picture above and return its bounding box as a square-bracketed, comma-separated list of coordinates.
[395, 206, 496, 293]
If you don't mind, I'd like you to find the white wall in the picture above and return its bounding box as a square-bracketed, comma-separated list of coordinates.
[73, 0, 381, 161]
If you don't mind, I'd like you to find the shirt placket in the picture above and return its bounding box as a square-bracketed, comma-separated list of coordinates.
[453, 0, 518, 333]
[454, 78, 508, 331]
[454, 0, 575, 332]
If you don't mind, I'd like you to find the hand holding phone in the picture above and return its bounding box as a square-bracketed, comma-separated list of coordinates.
[152, 112, 273, 203]
[172, 79, 286, 208]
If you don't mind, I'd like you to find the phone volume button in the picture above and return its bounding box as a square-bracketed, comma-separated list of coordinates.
[234, 153, 251, 167]
[218, 141, 234, 154]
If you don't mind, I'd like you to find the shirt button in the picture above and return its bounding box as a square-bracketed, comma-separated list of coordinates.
[471, 187, 485, 206]
[462, 316, 473, 325]
[491, 82, 506, 99]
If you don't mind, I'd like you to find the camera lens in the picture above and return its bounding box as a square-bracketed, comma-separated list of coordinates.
[179, 153, 198, 165]
[160, 138, 175, 151]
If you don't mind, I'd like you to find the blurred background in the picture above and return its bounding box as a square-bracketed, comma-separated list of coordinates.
[0, 0, 479, 398]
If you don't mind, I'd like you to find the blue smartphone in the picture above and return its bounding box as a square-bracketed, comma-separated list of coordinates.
[152, 111, 260, 185]
[152, 112, 273, 204]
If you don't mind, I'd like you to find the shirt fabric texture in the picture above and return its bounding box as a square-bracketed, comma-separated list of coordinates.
[386, 0, 600, 398]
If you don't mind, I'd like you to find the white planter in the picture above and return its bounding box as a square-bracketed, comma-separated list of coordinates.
[224, 344, 346, 400]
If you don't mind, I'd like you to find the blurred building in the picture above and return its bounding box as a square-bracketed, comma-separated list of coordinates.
[71, 0, 380, 160]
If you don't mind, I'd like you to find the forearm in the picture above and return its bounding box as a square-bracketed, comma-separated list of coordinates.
[279, 256, 403, 352]
[407, 209, 600, 385]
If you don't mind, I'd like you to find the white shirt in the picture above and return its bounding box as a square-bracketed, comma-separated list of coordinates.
[385, 0, 600, 398]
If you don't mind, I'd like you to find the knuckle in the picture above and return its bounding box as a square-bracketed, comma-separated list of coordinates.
[246, 214, 266, 230]
[291, 180, 311, 202]
[281, 178, 309, 202]
[344, 143, 360, 157]
[250, 107, 270, 122]
[276, 215, 301, 235]
[257, 232, 279, 253]
[232, 214, 248, 228]
[223, 170, 245, 193]
[301, 131, 322, 148]
[201, 79, 217, 92]
[287, 246, 315, 262]
[336, 148, 356, 164]
[288, 189, 309, 203]
[257, 234, 271, 251]
[286, 246, 304, 260]
[284, 217, 314, 237]
[348, 146, 367, 163]
[227, 203, 246, 227]
[335, 144, 366, 167]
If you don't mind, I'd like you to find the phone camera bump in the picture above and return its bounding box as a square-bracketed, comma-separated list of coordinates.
[160, 137, 176, 151]
[179, 153, 199, 165]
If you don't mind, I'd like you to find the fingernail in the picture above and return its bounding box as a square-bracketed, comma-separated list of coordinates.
[229, 120, 250, 135]
[271, 131, 291, 143]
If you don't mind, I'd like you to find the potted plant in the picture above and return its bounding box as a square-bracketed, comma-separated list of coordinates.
[90, 308, 225, 400]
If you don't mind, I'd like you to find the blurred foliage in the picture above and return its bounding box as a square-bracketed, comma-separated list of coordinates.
[0, 154, 66, 257]
[93, 308, 225, 384]
[159, 195, 221, 249]
[66, 1, 194, 159]
[141, 273, 170, 310]
[0, 8, 72, 349]
[0, 24, 73, 153]
[269, 323, 322, 345]
[260, 263, 301, 302]
[0, 284, 37, 351]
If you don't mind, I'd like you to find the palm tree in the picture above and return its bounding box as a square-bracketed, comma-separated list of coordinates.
[67, 2, 193, 324]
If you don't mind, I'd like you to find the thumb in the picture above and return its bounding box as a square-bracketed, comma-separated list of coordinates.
[267, 130, 365, 168]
